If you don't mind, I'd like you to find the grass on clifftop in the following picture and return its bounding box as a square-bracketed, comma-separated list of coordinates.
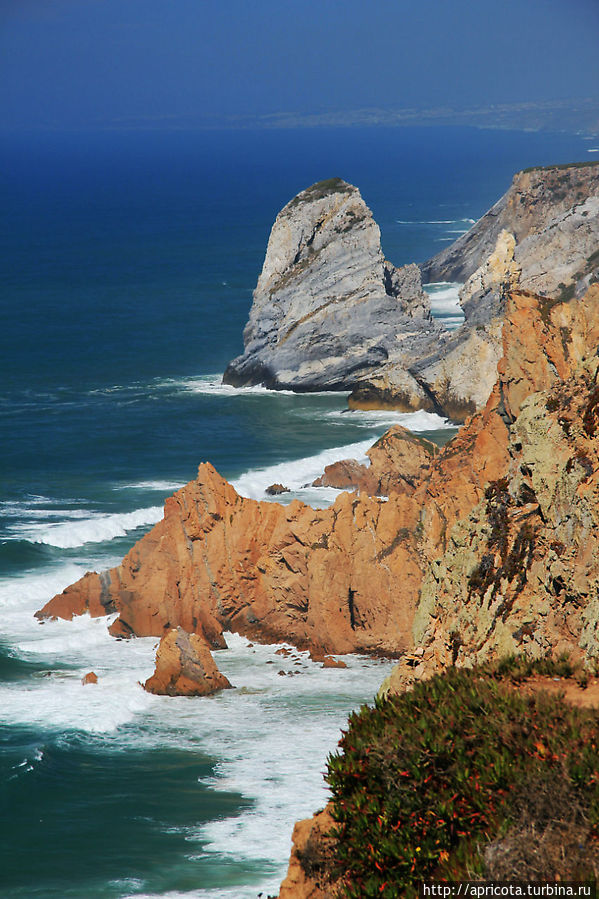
[520, 160, 599, 174]
[314, 657, 599, 897]
[287, 177, 351, 208]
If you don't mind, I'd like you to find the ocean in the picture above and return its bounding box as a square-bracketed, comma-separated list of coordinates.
[0, 124, 593, 897]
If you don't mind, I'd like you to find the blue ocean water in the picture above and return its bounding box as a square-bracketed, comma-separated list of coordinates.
[0, 125, 592, 897]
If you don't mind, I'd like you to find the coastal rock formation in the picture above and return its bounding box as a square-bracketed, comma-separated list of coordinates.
[312, 424, 438, 495]
[421, 162, 599, 284]
[37, 459, 425, 657]
[222, 178, 443, 391]
[278, 805, 337, 899]
[143, 626, 232, 696]
[225, 165, 599, 423]
[38, 285, 599, 701]
[351, 162, 599, 419]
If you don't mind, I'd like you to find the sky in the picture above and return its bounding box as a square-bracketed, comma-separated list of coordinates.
[0, 0, 598, 131]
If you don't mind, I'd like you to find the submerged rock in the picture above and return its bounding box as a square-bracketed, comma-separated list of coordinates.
[143, 626, 232, 697]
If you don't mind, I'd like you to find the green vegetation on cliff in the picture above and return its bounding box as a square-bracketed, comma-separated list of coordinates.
[316, 659, 599, 897]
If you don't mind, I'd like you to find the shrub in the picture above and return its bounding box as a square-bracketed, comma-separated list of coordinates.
[323, 660, 599, 897]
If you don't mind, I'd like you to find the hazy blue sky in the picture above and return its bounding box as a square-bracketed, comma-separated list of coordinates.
[1, 0, 598, 130]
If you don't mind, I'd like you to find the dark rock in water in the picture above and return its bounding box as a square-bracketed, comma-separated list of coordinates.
[265, 483, 290, 496]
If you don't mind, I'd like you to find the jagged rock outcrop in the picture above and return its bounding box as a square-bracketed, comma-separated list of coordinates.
[351, 163, 599, 419]
[36, 459, 426, 657]
[222, 178, 443, 391]
[144, 626, 232, 696]
[280, 284, 599, 897]
[312, 424, 438, 495]
[225, 166, 598, 423]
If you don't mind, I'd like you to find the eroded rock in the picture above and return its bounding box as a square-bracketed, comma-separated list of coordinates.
[312, 424, 438, 496]
[143, 626, 232, 697]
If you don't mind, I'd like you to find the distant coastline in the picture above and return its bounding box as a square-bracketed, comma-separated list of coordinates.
[11, 96, 598, 136]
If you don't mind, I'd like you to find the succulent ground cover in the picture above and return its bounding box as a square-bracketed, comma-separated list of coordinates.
[316, 658, 599, 897]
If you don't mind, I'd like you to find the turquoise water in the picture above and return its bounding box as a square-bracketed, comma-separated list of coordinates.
[0, 125, 592, 897]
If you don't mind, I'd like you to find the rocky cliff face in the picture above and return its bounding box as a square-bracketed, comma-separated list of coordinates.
[421, 162, 599, 284]
[358, 162, 599, 422]
[36, 452, 428, 658]
[222, 178, 442, 391]
[38, 285, 599, 689]
[383, 284, 599, 694]
[280, 283, 599, 898]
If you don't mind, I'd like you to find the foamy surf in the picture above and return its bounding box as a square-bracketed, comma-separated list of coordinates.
[9, 506, 164, 549]
[114, 480, 185, 492]
[424, 281, 464, 330]
[321, 408, 453, 430]
[231, 437, 374, 504]
[0, 557, 393, 899]
[170, 374, 349, 398]
[396, 217, 476, 224]
[120, 634, 394, 899]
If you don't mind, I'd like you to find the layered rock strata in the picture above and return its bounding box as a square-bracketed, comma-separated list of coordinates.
[144, 626, 232, 696]
[224, 165, 599, 423]
[222, 178, 443, 392]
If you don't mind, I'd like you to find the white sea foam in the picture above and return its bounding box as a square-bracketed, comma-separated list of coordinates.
[0, 561, 157, 734]
[396, 217, 476, 224]
[169, 374, 348, 398]
[587, 148, 599, 153]
[173, 375, 295, 396]
[321, 408, 453, 430]
[231, 410, 453, 505]
[231, 438, 374, 503]
[115, 480, 185, 492]
[1, 554, 393, 898]
[425, 281, 464, 331]
[10, 506, 163, 548]
[119, 634, 394, 899]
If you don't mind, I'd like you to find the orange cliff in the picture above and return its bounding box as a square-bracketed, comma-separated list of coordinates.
[36, 287, 599, 668]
